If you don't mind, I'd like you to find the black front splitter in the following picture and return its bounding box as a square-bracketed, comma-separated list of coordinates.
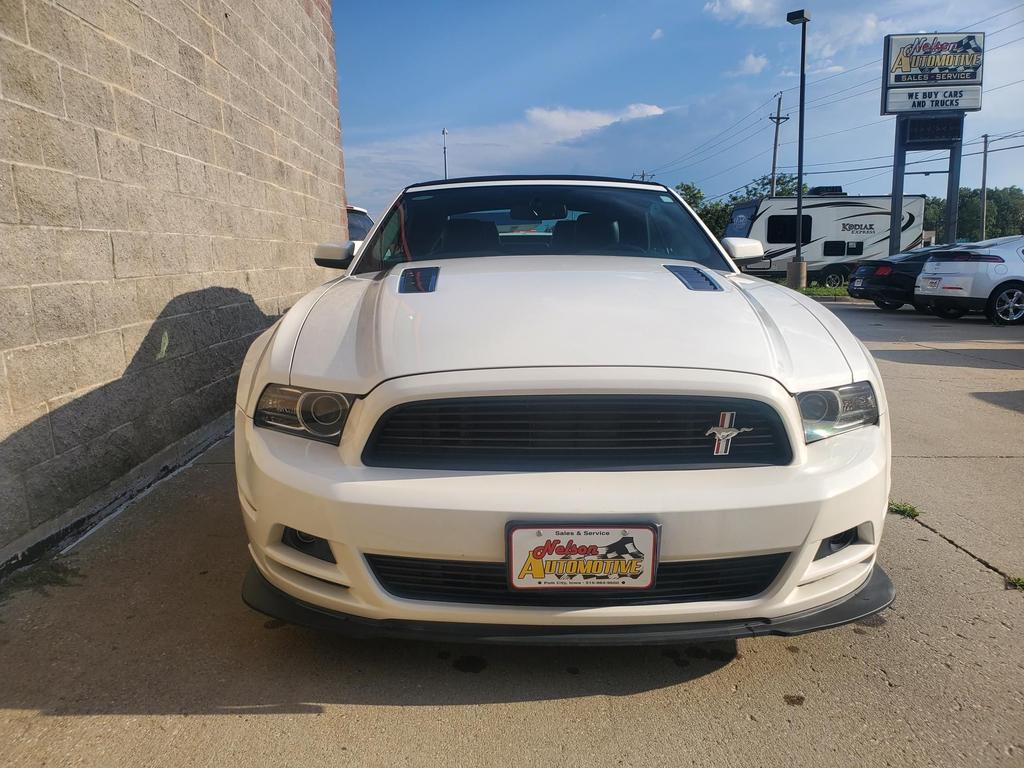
[242, 563, 895, 646]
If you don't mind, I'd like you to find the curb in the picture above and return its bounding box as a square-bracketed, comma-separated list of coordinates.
[811, 295, 871, 304]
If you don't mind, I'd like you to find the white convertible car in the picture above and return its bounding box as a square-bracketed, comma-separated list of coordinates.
[235, 176, 894, 644]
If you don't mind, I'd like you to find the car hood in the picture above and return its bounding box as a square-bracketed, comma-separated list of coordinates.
[288, 256, 859, 394]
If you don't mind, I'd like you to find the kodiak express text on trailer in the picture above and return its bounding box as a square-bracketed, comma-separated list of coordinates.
[724, 190, 925, 287]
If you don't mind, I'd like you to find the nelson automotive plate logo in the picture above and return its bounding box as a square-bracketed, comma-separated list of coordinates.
[509, 528, 655, 589]
[890, 35, 983, 83]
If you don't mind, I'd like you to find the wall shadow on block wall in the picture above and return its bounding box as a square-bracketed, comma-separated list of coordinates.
[0, 287, 277, 559]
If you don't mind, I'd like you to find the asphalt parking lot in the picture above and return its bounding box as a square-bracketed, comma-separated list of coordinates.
[1, 302, 1022, 768]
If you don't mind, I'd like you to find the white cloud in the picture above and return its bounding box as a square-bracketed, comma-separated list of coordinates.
[524, 103, 665, 138]
[650, 28, 664, 41]
[727, 52, 769, 77]
[343, 104, 666, 213]
[810, 63, 845, 75]
[808, 12, 890, 61]
[703, 0, 782, 26]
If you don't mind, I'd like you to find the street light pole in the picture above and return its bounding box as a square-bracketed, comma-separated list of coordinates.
[786, 9, 810, 290]
[442, 128, 448, 180]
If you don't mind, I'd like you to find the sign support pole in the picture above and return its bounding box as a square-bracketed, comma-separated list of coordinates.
[888, 115, 907, 256]
[944, 133, 963, 243]
[980, 133, 989, 239]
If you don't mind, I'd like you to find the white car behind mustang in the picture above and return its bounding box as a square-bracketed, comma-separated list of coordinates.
[235, 176, 895, 644]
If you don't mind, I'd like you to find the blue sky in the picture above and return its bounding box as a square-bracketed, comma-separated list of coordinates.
[334, 0, 1024, 215]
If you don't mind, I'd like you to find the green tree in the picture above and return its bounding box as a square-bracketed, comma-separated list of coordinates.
[674, 181, 705, 209]
[924, 195, 945, 237]
[675, 182, 730, 237]
[922, 187, 1024, 242]
[698, 200, 732, 238]
[729, 173, 806, 202]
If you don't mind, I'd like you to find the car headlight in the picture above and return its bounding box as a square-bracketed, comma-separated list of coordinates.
[254, 384, 352, 444]
[796, 381, 878, 443]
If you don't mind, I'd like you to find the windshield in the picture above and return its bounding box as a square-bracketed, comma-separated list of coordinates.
[353, 184, 731, 274]
[347, 210, 374, 240]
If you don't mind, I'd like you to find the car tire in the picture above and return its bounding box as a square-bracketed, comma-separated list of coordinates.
[932, 306, 965, 320]
[873, 299, 904, 311]
[820, 268, 847, 289]
[986, 281, 1024, 326]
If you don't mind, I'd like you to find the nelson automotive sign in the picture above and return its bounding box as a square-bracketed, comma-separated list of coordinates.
[881, 33, 984, 115]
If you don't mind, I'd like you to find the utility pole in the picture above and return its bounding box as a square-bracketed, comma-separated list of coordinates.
[632, 170, 655, 181]
[980, 133, 989, 240]
[768, 92, 789, 197]
[442, 128, 448, 179]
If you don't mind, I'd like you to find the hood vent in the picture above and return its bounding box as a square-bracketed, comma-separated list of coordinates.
[664, 265, 722, 291]
[399, 266, 439, 293]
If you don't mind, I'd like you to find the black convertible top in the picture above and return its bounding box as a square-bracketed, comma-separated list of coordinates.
[405, 175, 666, 190]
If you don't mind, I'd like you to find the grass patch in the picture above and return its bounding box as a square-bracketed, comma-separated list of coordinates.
[888, 500, 921, 519]
[797, 285, 847, 297]
[768, 278, 849, 299]
[1007, 576, 1024, 591]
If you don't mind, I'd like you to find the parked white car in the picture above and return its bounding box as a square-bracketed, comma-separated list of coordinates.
[345, 205, 374, 253]
[235, 175, 894, 644]
[915, 235, 1024, 324]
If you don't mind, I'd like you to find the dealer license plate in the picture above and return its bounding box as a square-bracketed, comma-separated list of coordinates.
[507, 524, 657, 590]
[927, 278, 941, 288]
[852, 278, 863, 288]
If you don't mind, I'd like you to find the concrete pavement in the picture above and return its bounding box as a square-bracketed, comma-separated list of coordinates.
[1, 303, 1022, 767]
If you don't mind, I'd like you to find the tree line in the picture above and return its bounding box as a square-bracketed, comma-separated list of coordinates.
[678, 176, 1024, 243]
[924, 187, 1024, 242]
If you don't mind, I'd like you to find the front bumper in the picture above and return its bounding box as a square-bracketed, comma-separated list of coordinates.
[242, 562, 895, 645]
[236, 366, 892, 638]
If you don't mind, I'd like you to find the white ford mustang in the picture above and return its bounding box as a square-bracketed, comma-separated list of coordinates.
[235, 176, 895, 644]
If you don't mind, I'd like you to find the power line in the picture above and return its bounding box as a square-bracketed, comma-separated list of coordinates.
[988, 32, 1024, 51]
[654, 122, 772, 175]
[648, 96, 775, 173]
[989, 18, 1024, 36]
[706, 138, 1024, 200]
[987, 76, 1024, 92]
[658, 4, 1024, 190]
[797, 142, 1024, 177]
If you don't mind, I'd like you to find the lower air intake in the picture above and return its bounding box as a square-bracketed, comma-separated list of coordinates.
[365, 552, 790, 606]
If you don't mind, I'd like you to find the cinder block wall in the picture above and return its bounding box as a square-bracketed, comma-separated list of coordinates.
[0, 0, 345, 567]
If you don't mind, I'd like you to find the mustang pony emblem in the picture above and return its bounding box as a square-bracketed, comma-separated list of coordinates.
[706, 412, 753, 455]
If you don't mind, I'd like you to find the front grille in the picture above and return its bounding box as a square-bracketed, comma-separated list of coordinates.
[365, 552, 789, 606]
[361, 395, 792, 470]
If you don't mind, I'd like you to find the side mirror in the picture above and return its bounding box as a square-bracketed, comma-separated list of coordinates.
[314, 241, 356, 269]
[721, 237, 764, 266]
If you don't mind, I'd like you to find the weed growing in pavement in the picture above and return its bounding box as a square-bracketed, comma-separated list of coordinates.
[1006, 577, 1024, 591]
[888, 500, 920, 519]
[0, 557, 83, 615]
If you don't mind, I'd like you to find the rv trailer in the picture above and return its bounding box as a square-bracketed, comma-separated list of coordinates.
[725, 193, 926, 286]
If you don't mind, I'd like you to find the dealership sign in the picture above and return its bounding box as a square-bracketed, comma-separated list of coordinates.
[881, 33, 984, 115]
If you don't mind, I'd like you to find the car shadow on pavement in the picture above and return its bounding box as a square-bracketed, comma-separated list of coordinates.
[871, 347, 1024, 370]
[970, 390, 1024, 414]
[0, 452, 738, 716]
